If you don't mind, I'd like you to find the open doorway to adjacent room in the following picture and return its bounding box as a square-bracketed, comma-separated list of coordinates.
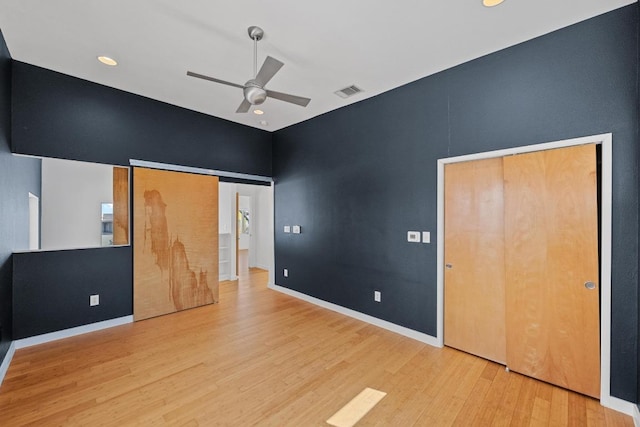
[218, 182, 274, 285]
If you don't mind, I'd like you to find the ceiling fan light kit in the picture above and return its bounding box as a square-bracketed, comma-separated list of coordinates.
[187, 26, 311, 113]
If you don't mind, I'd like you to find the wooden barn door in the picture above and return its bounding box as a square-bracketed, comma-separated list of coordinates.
[133, 168, 219, 321]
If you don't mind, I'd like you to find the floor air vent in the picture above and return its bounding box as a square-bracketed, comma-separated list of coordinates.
[334, 85, 363, 99]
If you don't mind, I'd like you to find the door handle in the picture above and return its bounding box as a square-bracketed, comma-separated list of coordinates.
[445, 264, 453, 269]
[584, 281, 596, 290]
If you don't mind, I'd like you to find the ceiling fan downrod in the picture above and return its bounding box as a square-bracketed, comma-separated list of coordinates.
[247, 26, 264, 79]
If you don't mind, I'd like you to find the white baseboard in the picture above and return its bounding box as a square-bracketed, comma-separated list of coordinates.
[15, 316, 133, 350]
[0, 341, 16, 387]
[256, 263, 271, 271]
[269, 283, 440, 348]
[600, 394, 638, 419]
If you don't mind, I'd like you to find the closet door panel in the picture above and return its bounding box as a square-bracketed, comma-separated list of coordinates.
[503, 144, 599, 398]
[444, 157, 506, 364]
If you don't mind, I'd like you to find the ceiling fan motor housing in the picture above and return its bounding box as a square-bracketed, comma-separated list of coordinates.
[244, 80, 267, 105]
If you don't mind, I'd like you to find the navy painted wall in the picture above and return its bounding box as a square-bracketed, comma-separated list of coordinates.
[12, 62, 273, 176]
[637, 0, 640, 412]
[7, 60, 274, 342]
[0, 30, 40, 366]
[273, 5, 639, 401]
[12, 247, 132, 339]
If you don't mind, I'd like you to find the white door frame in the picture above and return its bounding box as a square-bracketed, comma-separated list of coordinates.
[436, 133, 627, 411]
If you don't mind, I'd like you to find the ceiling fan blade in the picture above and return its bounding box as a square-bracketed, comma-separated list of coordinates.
[266, 89, 311, 107]
[254, 56, 284, 87]
[236, 99, 251, 113]
[187, 71, 244, 89]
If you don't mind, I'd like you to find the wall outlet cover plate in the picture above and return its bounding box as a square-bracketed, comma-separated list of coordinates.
[292, 225, 301, 234]
[407, 231, 421, 242]
[284, 225, 291, 233]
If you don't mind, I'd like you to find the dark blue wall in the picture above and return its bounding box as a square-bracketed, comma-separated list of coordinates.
[273, 5, 639, 401]
[12, 247, 132, 339]
[637, 0, 640, 413]
[12, 62, 272, 176]
[7, 49, 273, 344]
[0, 30, 41, 366]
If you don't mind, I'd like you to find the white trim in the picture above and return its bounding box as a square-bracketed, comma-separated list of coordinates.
[436, 133, 617, 406]
[269, 283, 440, 347]
[14, 316, 133, 349]
[0, 342, 16, 387]
[129, 159, 272, 183]
[256, 262, 271, 271]
[599, 395, 639, 420]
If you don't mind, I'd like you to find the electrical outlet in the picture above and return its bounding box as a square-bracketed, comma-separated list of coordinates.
[90, 294, 100, 307]
[283, 269, 289, 278]
[284, 225, 291, 233]
[292, 225, 301, 234]
[374, 291, 381, 302]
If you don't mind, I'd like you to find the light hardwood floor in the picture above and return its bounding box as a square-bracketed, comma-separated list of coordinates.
[0, 267, 633, 426]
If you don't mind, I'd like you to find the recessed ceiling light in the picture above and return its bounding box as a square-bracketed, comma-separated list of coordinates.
[253, 109, 264, 115]
[97, 56, 118, 66]
[259, 120, 268, 126]
[483, 0, 504, 6]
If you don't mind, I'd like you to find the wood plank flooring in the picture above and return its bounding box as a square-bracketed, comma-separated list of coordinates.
[0, 267, 633, 426]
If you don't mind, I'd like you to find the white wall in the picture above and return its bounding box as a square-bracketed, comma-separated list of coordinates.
[254, 185, 274, 271]
[41, 158, 113, 250]
[218, 183, 233, 234]
[28, 192, 39, 250]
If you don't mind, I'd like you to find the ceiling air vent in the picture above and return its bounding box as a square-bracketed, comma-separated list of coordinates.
[334, 85, 363, 99]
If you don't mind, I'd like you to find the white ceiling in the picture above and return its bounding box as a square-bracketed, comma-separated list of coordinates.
[0, 1, 635, 131]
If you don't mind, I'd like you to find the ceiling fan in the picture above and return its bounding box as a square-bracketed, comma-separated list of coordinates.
[187, 26, 311, 113]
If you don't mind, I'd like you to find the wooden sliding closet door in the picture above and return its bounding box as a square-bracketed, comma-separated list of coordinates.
[503, 144, 600, 398]
[444, 157, 506, 364]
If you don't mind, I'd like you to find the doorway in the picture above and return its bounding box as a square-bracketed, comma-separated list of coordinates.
[238, 194, 251, 277]
[436, 133, 613, 404]
[218, 182, 274, 283]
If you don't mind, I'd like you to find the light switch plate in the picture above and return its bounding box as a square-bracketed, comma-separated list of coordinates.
[422, 231, 431, 244]
[292, 225, 301, 234]
[407, 231, 421, 243]
[284, 225, 291, 233]
[90, 294, 100, 306]
[283, 269, 289, 277]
